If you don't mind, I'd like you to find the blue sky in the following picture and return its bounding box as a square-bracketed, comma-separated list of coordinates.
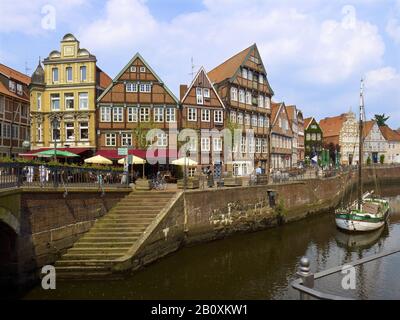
[1, 0, 400, 128]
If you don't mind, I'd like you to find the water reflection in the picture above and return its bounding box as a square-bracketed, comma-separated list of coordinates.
[23, 188, 400, 300]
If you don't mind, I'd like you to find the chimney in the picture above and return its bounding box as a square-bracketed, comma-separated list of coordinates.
[180, 85, 188, 100]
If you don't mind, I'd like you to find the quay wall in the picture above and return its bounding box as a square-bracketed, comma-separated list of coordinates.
[128, 167, 400, 272]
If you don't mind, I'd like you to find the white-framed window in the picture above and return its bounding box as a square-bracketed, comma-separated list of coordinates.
[258, 116, 264, 128]
[51, 94, 60, 111]
[258, 95, 264, 108]
[65, 122, 75, 141]
[80, 66, 87, 81]
[113, 107, 124, 122]
[127, 107, 138, 122]
[157, 133, 168, 147]
[201, 137, 210, 152]
[252, 115, 258, 127]
[101, 106, 111, 122]
[105, 133, 116, 146]
[11, 124, 19, 139]
[256, 138, 262, 153]
[265, 117, 269, 128]
[230, 111, 236, 123]
[242, 68, 248, 79]
[213, 138, 222, 152]
[16, 84, 23, 96]
[248, 137, 255, 153]
[52, 68, 59, 82]
[66, 67, 73, 82]
[246, 91, 252, 105]
[241, 136, 247, 153]
[196, 88, 204, 105]
[239, 90, 245, 103]
[121, 133, 132, 146]
[259, 74, 264, 84]
[188, 137, 197, 151]
[140, 83, 152, 93]
[166, 108, 176, 122]
[231, 87, 238, 101]
[79, 92, 88, 110]
[248, 70, 253, 81]
[154, 107, 164, 122]
[9, 80, 16, 92]
[52, 121, 60, 141]
[140, 66, 146, 73]
[36, 123, 43, 142]
[245, 114, 250, 126]
[130, 66, 137, 72]
[203, 88, 210, 98]
[79, 122, 89, 141]
[188, 108, 197, 122]
[214, 110, 223, 123]
[65, 93, 74, 110]
[265, 96, 271, 109]
[279, 118, 282, 128]
[237, 113, 243, 125]
[37, 93, 42, 111]
[262, 139, 268, 153]
[201, 109, 210, 122]
[126, 83, 138, 92]
[140, 107, 150, 122]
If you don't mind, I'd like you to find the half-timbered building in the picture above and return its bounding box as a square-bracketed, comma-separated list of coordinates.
[180, 67, 226, 171]
[208, 44, 273, 176]
[96, 53, 179, 160]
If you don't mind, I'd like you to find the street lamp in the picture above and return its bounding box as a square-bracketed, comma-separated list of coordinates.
[51, 117, 59, 162]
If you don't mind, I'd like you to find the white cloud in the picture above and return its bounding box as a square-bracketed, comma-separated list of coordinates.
[78, 0, 385, 89]
[387, 18, 400, 43]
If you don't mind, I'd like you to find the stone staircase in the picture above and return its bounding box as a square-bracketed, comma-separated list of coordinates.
[55, 191, 177, 279]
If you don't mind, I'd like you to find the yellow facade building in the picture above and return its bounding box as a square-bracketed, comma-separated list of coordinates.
[29, 33, 111, 154]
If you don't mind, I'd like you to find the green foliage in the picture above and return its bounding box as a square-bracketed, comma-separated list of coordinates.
[374, 114, 390, 127]
[132, 119, 156, 149]
[367, 157, 372, 165]
[380, 154, 385, 164]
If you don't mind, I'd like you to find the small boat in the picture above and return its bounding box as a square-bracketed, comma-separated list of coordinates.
[335, 80, 390, 232]
[335, 191, 390, 232]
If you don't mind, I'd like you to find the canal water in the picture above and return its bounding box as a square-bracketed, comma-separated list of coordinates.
[24, 187, 400, 300]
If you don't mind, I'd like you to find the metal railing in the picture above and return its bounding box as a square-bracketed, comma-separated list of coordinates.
[0, 162, 127, 190]
[291, 248, 400, 300]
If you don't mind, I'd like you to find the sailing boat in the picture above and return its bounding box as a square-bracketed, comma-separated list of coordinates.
[335, 80, 390, 232]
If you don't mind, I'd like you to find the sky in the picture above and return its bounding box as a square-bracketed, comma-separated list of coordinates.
[1, 0, 400, 128]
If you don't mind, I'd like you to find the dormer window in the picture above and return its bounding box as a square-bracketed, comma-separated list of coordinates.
[9, 80, 16, 92]
[16, 84, 23, 96]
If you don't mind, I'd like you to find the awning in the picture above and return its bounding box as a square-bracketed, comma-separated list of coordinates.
[96, 149, 179, 162]
[33, 150, 79, 158]
[19, 148, 91, 158]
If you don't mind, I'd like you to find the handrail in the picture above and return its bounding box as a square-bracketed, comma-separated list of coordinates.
[292, 248, 400, 300]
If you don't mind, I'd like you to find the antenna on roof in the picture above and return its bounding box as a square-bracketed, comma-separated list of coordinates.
[24, 61, 31, 76]
[189, 57, 197, 80]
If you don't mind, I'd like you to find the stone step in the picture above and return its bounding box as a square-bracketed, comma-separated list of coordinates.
[83, 232, 143, 238]
[55, 266, 110, 273]
[114, 204, 166, 209]
[109, 211, 159, 216]
[79, 236, 140, 242]
[60, 253, 124, 261]
[95, 222, 150, 228]
[91, 226, 147, 233]
[55, 260, 116, 268]
[67, 247, 128, 255]
[73, 242, 133, 249]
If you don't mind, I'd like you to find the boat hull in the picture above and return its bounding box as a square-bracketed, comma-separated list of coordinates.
[335, 217, 386, 232]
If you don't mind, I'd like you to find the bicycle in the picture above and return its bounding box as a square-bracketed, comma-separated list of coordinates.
[151, 176, 167, 190]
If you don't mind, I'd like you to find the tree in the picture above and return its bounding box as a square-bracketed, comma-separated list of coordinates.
[373, 114, 390, 127]
[380, 154, 385, 164]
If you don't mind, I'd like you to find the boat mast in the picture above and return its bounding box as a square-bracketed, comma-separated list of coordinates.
[358, 79, 365, 210]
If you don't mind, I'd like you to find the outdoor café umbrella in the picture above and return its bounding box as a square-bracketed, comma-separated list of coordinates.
[84, 155, 113, 165]
[33, 149, 79, 158]
[118, 155, 147, 178]
[171, 157, 198, 166]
